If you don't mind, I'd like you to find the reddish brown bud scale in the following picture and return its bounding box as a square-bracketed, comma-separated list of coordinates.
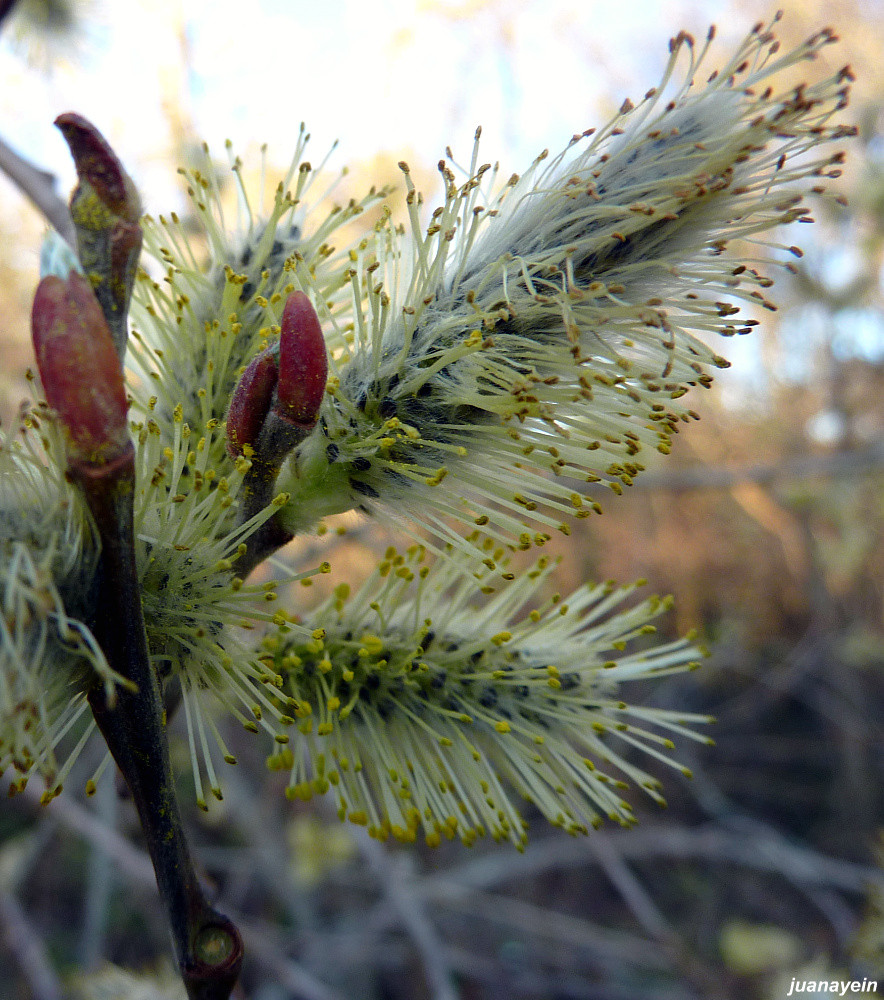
[31, 273, 130, 466]
[54, 112, 143, 361]
[111, 219, 145, 275]
[226, 350, 279, 457]
[275, 291, 328, 428]
[54, 113, 142, 222]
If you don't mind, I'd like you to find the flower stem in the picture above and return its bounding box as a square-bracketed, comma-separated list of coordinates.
[236, 454, 295, 579]
[75, 446, 243, 1000]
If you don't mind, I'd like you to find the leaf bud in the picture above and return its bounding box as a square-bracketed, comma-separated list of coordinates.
[226, 350, 279, 458]
[31, 272, 130, 467]
[275, 290, 327, 429]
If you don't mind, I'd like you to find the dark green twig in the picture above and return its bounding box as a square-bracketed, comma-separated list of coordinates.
[35, 114, 247, 998]
[76, 446, 243, 1000]
[236, 458, 295, 579]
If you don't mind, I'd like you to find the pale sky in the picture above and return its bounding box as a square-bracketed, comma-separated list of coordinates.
[4, 0, 879, 381]
[2, 0, 735, 219]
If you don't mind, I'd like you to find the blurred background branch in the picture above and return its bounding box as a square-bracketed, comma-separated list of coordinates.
[0, 133, 73, 245]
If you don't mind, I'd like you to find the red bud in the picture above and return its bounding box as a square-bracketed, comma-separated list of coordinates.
[31, 273, 129, 466]
[54, 113, 143, 360]
[275, 291, 327, 428]
[226, 350, 279, 457]
[54, 113, 142, 222]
